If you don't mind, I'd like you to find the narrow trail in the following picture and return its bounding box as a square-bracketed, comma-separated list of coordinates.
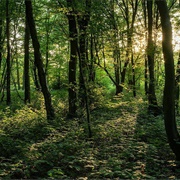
[0, 96, 180, 179]
[89, 97, 179, 179]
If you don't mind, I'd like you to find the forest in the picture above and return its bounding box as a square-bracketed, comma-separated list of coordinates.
[0, 0, 180, 179]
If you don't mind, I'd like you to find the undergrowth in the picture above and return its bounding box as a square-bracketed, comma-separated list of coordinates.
[0, 91, 179, 179]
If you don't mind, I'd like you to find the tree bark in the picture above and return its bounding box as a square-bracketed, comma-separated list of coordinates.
[33, 65, 40, 91]
[24, 19, 30, 104]
[78, 0, 91, 107]
[111, 0, 121, 95]
[77, 0, 92, 137]
[89, 34, 95, 82]
[156, 0, 180, 160]
[25, 0, 55, 120]
[142, 0, 149, 95]
[119, 0, 138, 93]
[147, 0, 159, 114]
[12, 23, 21, 90]
[6, 0, 11, 105]
[131, 54, 136, 97]
[145, 55, 148, 95]
[67, 0, 78, 118]
[45, 11, 50, 78]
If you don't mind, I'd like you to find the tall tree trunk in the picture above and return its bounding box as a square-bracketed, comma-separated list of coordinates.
[67, 0, 78, 118]
[147, 0, 159, 114]
[89, 33, 95, 82]
[24, 19, 30, 104]
[131, 54, 136, 97]
[111, 0, 121, 95]
[6, 0, 11, 105]
[78, 0, 91, 108]
[119, 0, 138, 93]
[25, 0, 55, 120]
[156, 0, 180, 160]
[13, 23, 21, 90]
[145, 55, 148, 95]
[33, 65, 40, 91]
[16, 58, 20, 90]
[78, 19, 88, 107]
[142, 0, 149, 95]
[45, 10, 50, 78]
[77, 0, 92, 138]
[119, 26, 131, 93]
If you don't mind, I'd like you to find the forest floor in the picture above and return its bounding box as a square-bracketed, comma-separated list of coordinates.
[0, 91, 180, 179]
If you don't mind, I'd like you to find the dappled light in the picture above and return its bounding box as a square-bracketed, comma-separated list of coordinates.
[0, 96, 178, 179]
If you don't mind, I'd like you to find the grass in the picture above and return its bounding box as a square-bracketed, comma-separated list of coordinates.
[0, 90, 179, 179]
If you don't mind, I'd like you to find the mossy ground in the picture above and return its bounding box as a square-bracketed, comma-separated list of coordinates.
[0, 91, 179, 179]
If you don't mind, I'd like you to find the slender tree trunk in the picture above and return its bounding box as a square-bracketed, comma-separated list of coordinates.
[77, 0, 92, 138]
[78, 0, 91, 108]
[6, 0, 11, 105]
[16, 58, 20, 90]
[142, 0, 149, 95]
[89, 34, 95, 82]
[114, 48, 121, 95]
[120, 29, 131, 93]
[111, 0, 121, 95]
[147, 0, 159, 114]
[0, 64, 6, 102]
[45, 11, 50, 78]
[45, 34, 49, 77]
[25, 0, 55, 120]
[33, 65, 40, 91]
[13, 23, 21, 90]
[78, 19, 88, 107]
[67, 0, 78, 118]
[131, 54, 136, 97]
[24, 19, 30, 104]
[156, 0, 180, 160]
[145, 55, 148, 95]
[119, 0, 138, 93]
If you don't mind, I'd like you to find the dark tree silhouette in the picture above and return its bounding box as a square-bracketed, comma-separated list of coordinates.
[6, 0, 11, 105]
[156, 0, 180, 160]
[24, 19, 30, 104]
[25, 0, 55, 120]
[66, 0, 78, 118]
[147, 0, 159, 115]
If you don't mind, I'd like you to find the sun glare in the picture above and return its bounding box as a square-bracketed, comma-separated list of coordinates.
[173, 30, 180, 52]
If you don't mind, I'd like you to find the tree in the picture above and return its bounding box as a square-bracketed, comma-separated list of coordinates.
[156, 0, 180, 160]
[142, 0, 148, 95]
[6, 0, 11, 105]
[66, 0, 78, 118]
[78, 0, 91, 107]
[25, 0, 55, 120]
[111, 0, 121, 95]
[77, 0, 92, 137]
[117, 0, 138, 94]
[24, 18, 30, 104]
[88, 33, 96, 82]
[146, 0, 159, 114]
